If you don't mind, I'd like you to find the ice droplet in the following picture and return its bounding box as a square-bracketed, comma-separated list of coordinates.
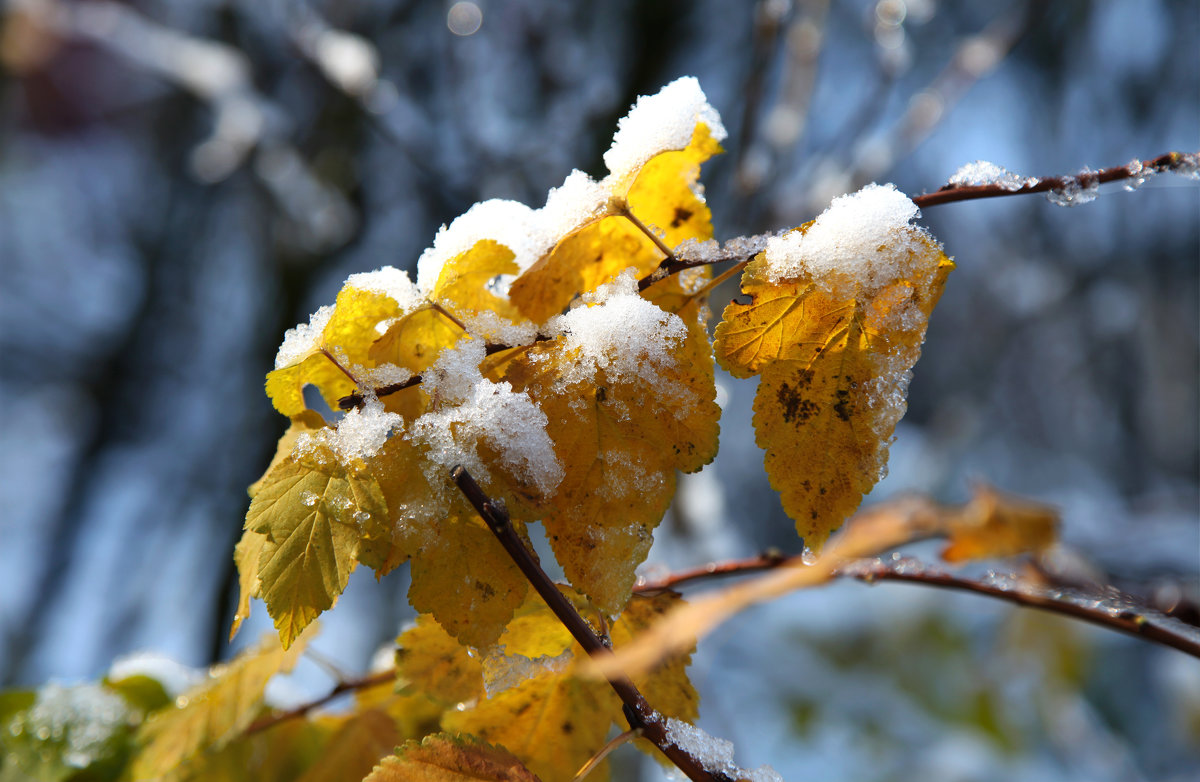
[300, 490, 319, 507]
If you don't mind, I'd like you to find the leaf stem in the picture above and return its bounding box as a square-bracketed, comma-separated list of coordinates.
[615, 200, 677, 262]
[912, 151, 1197, 208]
[450, 466, 729, 782]
[634, 552, 1200, 659]
[319, 348, 361, 385]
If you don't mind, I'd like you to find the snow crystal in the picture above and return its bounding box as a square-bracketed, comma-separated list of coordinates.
[664, 717, 783, 782]
[326, 398, 400, 462]
[538, 169, 611, 248]
[947, 160, 1036, 191]
[354, 362, 413, 388]
[1176, 151, 1200, 179]
[547, 270, 688, 390]
[763, 182, 929, 291]
[108, 652, 203, 697]
[25, 683, 132, 769]
[1046, 171, 1099, 207]
[410, 339, 562, 495]
[674, 232, 774, 265]
[274, 304, 333, 370]
[460, 309, 540, 346]
[603, 76, 727, 187]
[296, 397, 401, 464]
[345, 265, 423, 311]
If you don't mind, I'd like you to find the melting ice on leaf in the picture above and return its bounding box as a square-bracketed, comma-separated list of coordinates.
[715, 183, 954, 549]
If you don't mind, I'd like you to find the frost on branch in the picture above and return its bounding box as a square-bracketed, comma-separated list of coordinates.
[947, 159, 1038, 192]
[664, 718, 782, 782]
[716, 183, 953, 548]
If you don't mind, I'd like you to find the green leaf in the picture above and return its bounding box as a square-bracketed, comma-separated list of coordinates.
[246, 445, 388, 648]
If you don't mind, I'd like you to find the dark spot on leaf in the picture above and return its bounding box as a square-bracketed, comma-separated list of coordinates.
[777, 380, 820, 425]
[833, 391, 854, 422]
[596, 386, 606, 403]
[671, 207, 693, 228]
[562, 721, 574, 734]
[475, 580, 496, 599]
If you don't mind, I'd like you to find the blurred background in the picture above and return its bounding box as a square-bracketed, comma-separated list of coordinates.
[1, 0, 1196, 779]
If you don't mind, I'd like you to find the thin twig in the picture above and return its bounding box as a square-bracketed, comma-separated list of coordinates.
[849, 561, 1200, 659]
[634, 552, 1200, 659]
[319, 348, 360, 385]
[243, 669, 394, 736]
[451, 466, 728, 782]
[638, 252, 759, 293]
[572, 729, 639, 782]
[615, 201, 677, 262]
[913, 152, 1197, 208]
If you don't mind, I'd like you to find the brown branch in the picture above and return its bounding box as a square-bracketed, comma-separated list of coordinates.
[634, 552, 1200, 659]
[243, 669, 395, 736]
[847, 560, 1200, 659]
[451, 466, 729, 782]
[637, 251, 759, 293]
[913, 151, 1198, 208]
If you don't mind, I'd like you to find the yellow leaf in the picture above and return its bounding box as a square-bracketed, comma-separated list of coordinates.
[431, 239, 523, 320]
[246, 445, 389, 648]
[754, 313, 889, 545]
[370, 306, 465, 376]
[395, 615, 485, 706]
[365, 734, 541, 782]
[295, 710, 399, 782]
[267, 286, 408, 418]
[407, 514, 531, 649]
[713, 261, 851, 379]
[132, 631, 312, 781]
[508, 213, 659, 323]
[355, 434, 439, 576]
[715, 225, 953, 549]
[442, 665, 611, 782]
[506, 328, 719, 614]
[940, 484, 1059, 563]
[509, 123, 723, 324]
[623, 123, 722, 251]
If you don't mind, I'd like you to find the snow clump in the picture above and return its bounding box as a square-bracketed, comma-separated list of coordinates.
[947, 160, 1037, 191]
[763, 182, 933, 294]
[409, 339, 562, 496]
[604, 75, 727, 187]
